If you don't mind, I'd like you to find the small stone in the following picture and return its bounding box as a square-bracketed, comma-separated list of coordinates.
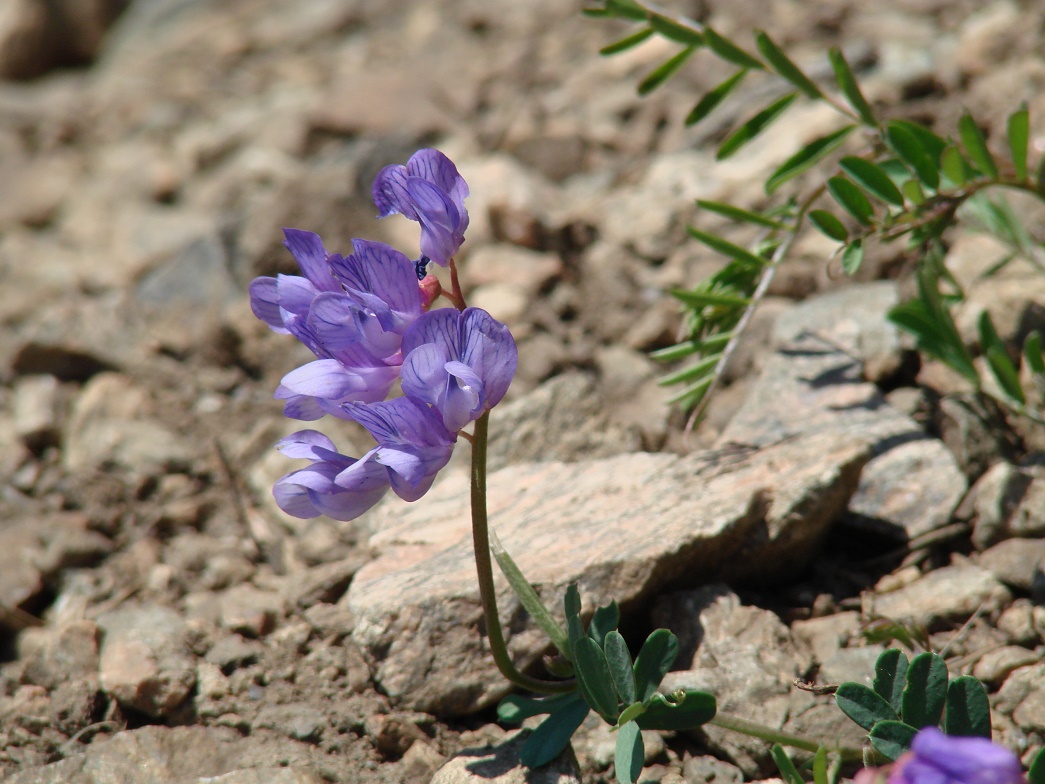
[18, 619, 100, 690]
[254, 703, 327, 743]
[683, 755, 744, 784]
[204, 634, 265, 674]
[430, 728, 581, 784]
[219, 584, 286, 638]
[97, 604, 196, 719]
[978, 538, 1045, 593]
[12, 374, 61, 452]
[969, 462, 1033, 549]
[400, 740, 447, 783]
[972, 645, 1039, 687]
[791, 612, 861, 667]
[997, 600, 1045, 646]
[872, 562, 1012, 627]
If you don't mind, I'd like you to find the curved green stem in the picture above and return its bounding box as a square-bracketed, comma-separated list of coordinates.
[470, 411, 575, 694]
[709, 712, 865, 762]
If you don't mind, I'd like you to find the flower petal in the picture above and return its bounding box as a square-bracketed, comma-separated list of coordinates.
[274, 430, 341, 461]
[407, 178, 463, 266]
[283, 229, 339, 292]
[459, 308, 517, 409]
[441, 360, 483, 432]
[372, 164, 416, 220]
[279, 359, 372, 400]
[406, 149, 469, 207]
[343, 397, 455, 447]
[331, 240, 421, 322]
[249, 277, 289, 333]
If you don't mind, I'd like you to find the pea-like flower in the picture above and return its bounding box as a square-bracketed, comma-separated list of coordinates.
[400, 307, 517, 432]
[250, 230, 424, 419]
[857, 728, 1026, 784]
[372, 148, 469, 269]
[273, 397, 456, 521]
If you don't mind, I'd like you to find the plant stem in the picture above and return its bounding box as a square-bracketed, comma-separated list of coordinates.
[709, 712, 865, 762]
[469, 411, 575, 694]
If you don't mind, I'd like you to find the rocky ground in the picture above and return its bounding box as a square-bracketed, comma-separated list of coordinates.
[0, 0, 1043, 782]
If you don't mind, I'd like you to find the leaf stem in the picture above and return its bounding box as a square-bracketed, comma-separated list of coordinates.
[470, 411, 576, 694]
[709, 712, 865, 762]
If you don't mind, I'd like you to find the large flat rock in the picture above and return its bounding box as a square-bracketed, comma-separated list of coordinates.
[345, 431, 870, 715]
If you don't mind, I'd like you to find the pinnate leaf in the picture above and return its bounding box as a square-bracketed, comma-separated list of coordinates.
[648, 13, 704, 46]
[959, 112, 998, 178]
[828, 47, 876, 126]
[600, 27, 654, 56]
[686, 70, 747, 125]
[870, 720, 919, 762]
[638, 47, 697, 95]
[755, 31, 822, 99]
[615, 721, 644, 784]
[873, 648, 909, 715]
[633, 629, 679, 702]
[808, 210, 848, 242]
[901, 652, 948, 729]
[766, 125, 856, 193]
[717, 93, 798, 160]
[703, 27, 764, 70]
[839, 156, 905, 206]
[687, 226, 769, 267]
[835, 681, 899, 730]
[944, 676, 991, 738]
[827, 176, 874, 225]
[520, 697, 591, 768]
[696, 199, 788, 229]
[886, 122, 940, 190]
[841, 240, 865, 275]
[1009, 105, 1030, 181]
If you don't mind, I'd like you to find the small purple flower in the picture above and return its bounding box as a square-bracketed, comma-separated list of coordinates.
[273, 397, 455, 521]
[400, 307, 517, 432]
[372, 149, 469, 268]
[856, 728, 1026, 784]
[894, 729, 1025, 784]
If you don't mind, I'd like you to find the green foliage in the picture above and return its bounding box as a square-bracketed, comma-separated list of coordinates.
[585, 0, 1044, 426]
[835, 650, 992, 761]
[771, 744, 805, 784]
[1029, 747, 1045, 784]
[500, 584, 715, 781]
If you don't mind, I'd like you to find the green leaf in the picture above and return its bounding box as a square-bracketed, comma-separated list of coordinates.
[755, 31, 822, 99]
[633, 629, 679, 702]
[892, 119, 947, 159]
[808, 209, 848, 242]
[638, 46, 697, 95]
[588, 601, 621, 647]
[944, 676, 992, 738]
[828, 47, 876, 126]
[657, 352, 721, 387]
[686, 226, 770, 267]
[827, 175, 874, 225]
[885, 122, 940, 190]
[670, 288, 752, 308]
[835, 682, 900, 731]
[499, 692, 583, 725]
[959, 113, 998, 178]
[617, 701, 647, 727]
[717, 93, 799, 159]
[649, 333, 733, 362]
[686, 70, 747, 125]
[771, 744, 804, 784]
[604, 0, 647, 21]
[839, 156, 906, 206]
[696, 199, 788, 229]
[1029, 747, 1045, 784]
[575, 637, 621, 720]
[635, 689, 716, 731]
[940, 146, 972, 187]
[841, 241, 864, 275]
[901, 179, 926, 205]
[980, 311, 1025, 404]
[565, 584, 585, 656]
[600, 27, 655, 56]
[812, 746, 828, 784]
[870, 720, 919, 762]
[648, 13, 704, 46]
[703, 26, 764, 70]
[1008, 105, 1030, 181]
[766, 125, 856, 193]
[1024, 331, 1045, 375]
[615, 721, 644, 784]
[490, 532, 571, 660]
[520, 697, 591, 768]
[666, 375, 714, 407]
[901, 652, 948, 729]
[605, 631, 638, 705]
[873, 649, 909, 715]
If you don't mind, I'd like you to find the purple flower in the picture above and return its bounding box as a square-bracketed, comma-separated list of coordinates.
[273, 397, 455, 521]
[400, 307, 517, 432]
[894, 729, 1025, 784]
[372, 149, 469, 268]
[855, 728, 1026, 784]
[250, 230, 426, 419]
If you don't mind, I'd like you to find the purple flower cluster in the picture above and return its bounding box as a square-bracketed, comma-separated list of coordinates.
[250, 149, 517, 521]
[857, 729, 1026, 784]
